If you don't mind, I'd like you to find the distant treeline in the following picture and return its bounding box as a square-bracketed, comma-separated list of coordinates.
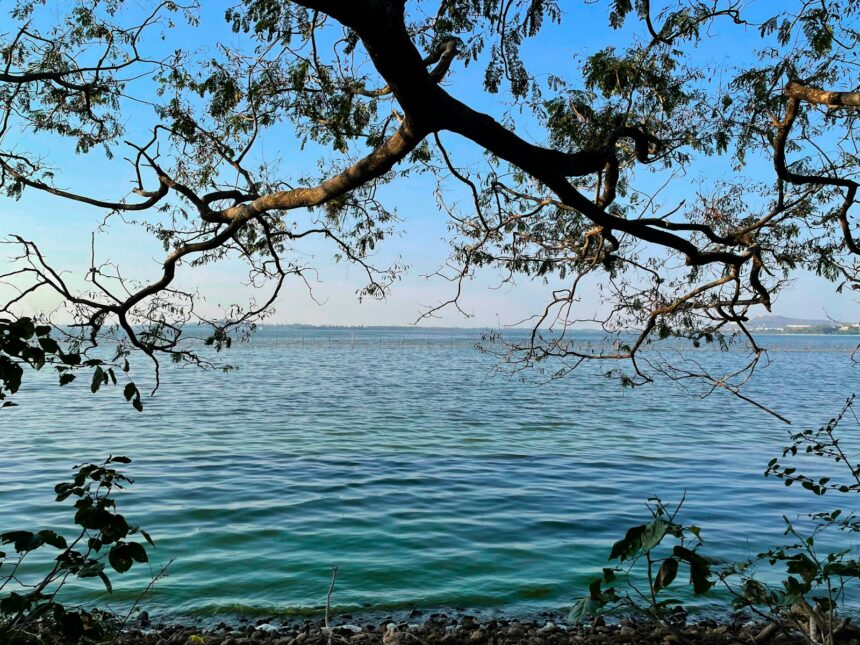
[758, 325, 860, 335]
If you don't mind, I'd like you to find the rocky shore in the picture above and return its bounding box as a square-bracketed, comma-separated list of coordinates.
[116, 612, 826, 644]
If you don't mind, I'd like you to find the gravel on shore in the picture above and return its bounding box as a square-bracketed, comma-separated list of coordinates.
[113, 612, 852, 644]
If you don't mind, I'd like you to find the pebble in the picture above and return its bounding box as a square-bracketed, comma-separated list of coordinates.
[461, 615, 478, 630]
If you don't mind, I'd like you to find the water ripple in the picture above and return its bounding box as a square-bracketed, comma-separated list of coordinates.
[1, 329, 858, 618]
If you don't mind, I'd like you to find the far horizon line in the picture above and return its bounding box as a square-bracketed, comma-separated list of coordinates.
[249, 312, 857, 332]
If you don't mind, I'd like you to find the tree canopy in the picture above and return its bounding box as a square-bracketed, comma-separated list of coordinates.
[1, 0, 858, 414]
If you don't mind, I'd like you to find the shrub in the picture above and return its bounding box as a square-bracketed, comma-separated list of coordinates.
[574, 396, 860, 645]
[1, 456, 156, 643]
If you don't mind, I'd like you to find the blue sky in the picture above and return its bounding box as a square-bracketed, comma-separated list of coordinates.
[1, 1, 857, 327]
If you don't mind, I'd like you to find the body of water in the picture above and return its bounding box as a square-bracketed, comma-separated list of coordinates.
[2, 328, 859, 621]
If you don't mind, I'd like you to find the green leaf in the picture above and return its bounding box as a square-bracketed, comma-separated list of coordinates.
[9, 317, 35, 340]
[104, 513, 130, 541]
[801, 481, 824, 495]
[825, 561, 860, 578]
[98, 571, 113, 593]
[90, 366, 104, 393]
[108, 544, 133, 573]
[126, 541, 148, 563]
[1, 530, 39, 552]
[655, 557, 679, 591]
[38, 337, 60, 354]
[36, 530, 67, 549]
[609, 524, 646, 561]
[568, 596, 603, 623]
[75, 506, 110, 531]
[609, 518, 667, 562]
[673, 546, 713, 594]
[54, 482, 74, 501]
[640, 519, 668, 552]
[0, 357, 24, 394]
[59, 373, 76, 386]
[61, 352, 81, 366]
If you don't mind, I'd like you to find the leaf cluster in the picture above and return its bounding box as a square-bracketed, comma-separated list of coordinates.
[0, 317, 143, 411]
[0, 457, 153, 644]
[570, 496, 713, 624]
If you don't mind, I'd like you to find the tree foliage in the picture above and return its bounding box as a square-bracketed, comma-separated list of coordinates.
[0, 316, 142, 410]
[0, 0, 858, 412]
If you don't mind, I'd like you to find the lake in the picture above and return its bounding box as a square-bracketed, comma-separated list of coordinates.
[2, 328, 858, 621]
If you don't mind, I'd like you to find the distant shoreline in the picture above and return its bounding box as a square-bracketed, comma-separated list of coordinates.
[251, 324, 860, 336]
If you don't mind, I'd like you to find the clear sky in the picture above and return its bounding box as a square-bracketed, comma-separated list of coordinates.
[1, 1, 857, 328]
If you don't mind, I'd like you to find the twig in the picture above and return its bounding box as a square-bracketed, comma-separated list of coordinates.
[113, 557, 175, 644]
[324, 564, 338, 645]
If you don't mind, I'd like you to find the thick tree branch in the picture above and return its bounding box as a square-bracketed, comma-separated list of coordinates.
[776, 82, 860, 255]
[786, 80, 860, 108]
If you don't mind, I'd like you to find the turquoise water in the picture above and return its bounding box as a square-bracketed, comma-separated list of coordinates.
[2, 328, 859, 620]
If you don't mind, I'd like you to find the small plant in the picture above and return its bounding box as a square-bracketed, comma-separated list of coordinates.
[0, 456, 156, 643]
[719, 396, 860, 645]
[569, 495, 714, 625]
[718, 517, 860, 645]
[574, 396, 860, 645]
[765, 394, 860, 499]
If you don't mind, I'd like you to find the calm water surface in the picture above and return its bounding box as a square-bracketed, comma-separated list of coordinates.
[2, 328, 859, 620]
